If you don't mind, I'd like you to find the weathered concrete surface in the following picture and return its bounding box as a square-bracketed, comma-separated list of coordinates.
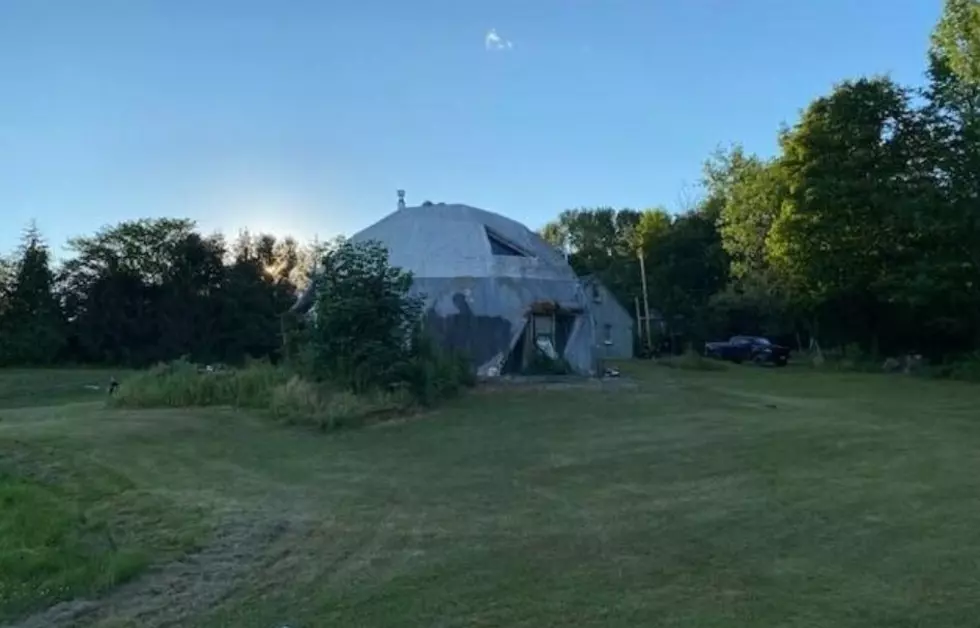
[413, 276, 594, 375]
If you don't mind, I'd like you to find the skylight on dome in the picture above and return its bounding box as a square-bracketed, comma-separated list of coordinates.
[485, 227, 530, 257]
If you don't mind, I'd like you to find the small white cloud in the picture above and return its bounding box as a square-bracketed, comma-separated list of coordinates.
[485, 28, 514, 51]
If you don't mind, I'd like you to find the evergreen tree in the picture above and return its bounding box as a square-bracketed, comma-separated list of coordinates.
[0, 223, 65, 364]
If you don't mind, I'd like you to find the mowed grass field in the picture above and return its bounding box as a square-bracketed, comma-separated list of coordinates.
[3, 363, 980, 627]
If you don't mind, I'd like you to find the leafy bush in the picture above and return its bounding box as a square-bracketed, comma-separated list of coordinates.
[922, 353, 980, 382]
[398, 332, 476, 406]
[308, 239, 423, 393]
[656, 348, 728, 371]
[306, 239, 475, 406]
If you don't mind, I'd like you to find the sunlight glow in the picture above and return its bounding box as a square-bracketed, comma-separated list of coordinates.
[193, 181, 332, 245]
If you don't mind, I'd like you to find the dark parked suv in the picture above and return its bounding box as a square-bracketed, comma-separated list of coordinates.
[704, 336, 790, 366]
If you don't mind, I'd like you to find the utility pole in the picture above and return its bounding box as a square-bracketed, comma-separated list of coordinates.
[634, 297, 642, 341]
[638, 251, 653, 353]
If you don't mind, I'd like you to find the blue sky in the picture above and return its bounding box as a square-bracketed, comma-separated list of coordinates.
[1, 0, 943, 255]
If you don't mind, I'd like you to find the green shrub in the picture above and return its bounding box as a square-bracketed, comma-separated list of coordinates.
[399, 333, 476, 406]
[947, 356, 980, 381]
[303, 239, 476, 407]
[308, 240, 424, 394]
[657, 348, 728, 371]
[921, 353, 980, 382]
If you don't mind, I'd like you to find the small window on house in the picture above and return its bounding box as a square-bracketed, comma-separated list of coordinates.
[533, 314, 559, 359]
[603, 323, 613, 344]
[592, 284, 602, 303]
[533, 314, 555, 338]
[485, 227, 529, 257]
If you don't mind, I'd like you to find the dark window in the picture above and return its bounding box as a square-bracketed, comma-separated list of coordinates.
[486, 227, 529, 257]
[533, 314, 554, 339]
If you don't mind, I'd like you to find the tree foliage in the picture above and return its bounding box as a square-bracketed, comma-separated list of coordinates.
[541, 204, 728, 344]
[0, 224, 64, 364]
[308, 239, 423, 393]
[709, 147, 785, 280]
[0, 218, 310, 367]
[535, 1, 980, 359]
[933, 0, 980, 86]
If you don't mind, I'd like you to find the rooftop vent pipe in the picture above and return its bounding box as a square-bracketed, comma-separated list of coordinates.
[397, 189, 406, 210]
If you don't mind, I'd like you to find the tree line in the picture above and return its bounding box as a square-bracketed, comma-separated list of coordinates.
[541, 0, 980, 361]
[0, 219, 320, 367]
[3, 0, 979, 367]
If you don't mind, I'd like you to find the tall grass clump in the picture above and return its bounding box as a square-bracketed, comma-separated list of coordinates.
[110, 358, 289, 409]
[268, 376, 409, 430]
[111, 359, 412, 431]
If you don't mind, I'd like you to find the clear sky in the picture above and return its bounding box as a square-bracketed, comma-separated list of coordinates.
[1, 0, 943, 255]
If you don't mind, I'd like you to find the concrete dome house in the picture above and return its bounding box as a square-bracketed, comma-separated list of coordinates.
[294, 192, 601, 376]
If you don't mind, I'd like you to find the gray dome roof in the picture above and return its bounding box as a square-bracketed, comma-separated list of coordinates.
[350, 203, 572, 280]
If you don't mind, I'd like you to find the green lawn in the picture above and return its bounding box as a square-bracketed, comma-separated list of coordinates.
[0, 369, 122, 409]
[4, 364, 980, 626]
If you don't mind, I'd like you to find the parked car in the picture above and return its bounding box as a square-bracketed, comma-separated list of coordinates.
[704, 335, 790, 366]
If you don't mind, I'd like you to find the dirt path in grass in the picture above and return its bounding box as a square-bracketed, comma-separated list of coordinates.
[7, 514, 296, 628]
